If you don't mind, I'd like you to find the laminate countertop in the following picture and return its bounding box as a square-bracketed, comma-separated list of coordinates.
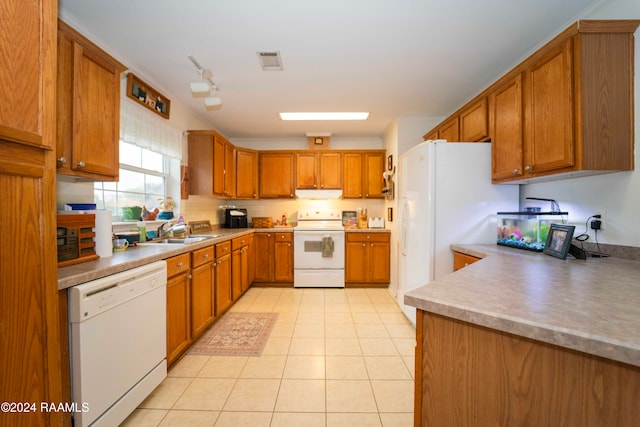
[57, 229, 257, 291]
[404, 244, 640, 368]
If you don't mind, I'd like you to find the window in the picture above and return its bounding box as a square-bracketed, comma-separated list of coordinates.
[94, 141, 168, 218]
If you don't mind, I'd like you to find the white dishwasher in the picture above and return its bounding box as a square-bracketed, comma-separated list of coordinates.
[68, 261, 167, 427]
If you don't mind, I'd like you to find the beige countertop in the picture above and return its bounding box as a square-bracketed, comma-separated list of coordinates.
[345, 228, 390, 233]
[404, 244, 640, 368]
[58, 229, 255, 290]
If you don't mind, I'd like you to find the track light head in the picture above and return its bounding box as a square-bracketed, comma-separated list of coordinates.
[190, 81, 210, 97]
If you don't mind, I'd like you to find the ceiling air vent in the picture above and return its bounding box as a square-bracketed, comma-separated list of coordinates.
[257, 51, 283, 71]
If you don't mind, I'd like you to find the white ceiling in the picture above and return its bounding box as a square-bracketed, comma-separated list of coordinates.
[59, 0, 600, 139]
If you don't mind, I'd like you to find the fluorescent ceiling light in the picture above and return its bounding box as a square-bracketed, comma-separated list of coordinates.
[279, 112, 369, 121]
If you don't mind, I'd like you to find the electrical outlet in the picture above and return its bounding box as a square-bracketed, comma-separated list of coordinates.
[594, 211, 606, 231]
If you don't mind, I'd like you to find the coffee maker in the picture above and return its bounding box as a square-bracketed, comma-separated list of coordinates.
[224, 208, 248, 228]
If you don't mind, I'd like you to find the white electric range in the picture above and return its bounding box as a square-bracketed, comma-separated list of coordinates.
[293, 209, 345, 288]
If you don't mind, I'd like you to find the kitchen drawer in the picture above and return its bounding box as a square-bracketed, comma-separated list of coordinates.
[232, 236, 250, 251]
[192, 246, 214, 268]
[346, 232, 390, 243]
[275, 232, 292, 242]
[453, 251, 481, 271]
[215, 241, 231, 257]
[166, 253, 190, 278]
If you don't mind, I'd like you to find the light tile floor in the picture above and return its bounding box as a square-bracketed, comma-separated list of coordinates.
[121, 287, 415, 427]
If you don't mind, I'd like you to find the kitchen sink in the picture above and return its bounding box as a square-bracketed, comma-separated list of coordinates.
[140, 235, 221, 245]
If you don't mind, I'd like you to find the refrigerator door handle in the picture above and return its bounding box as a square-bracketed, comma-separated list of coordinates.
[400, 198, 408, 256]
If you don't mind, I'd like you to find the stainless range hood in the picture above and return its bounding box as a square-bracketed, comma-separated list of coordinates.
[295, 189, 343, 200]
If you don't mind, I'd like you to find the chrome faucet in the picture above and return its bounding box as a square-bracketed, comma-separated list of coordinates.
[157, 222, 187, 238]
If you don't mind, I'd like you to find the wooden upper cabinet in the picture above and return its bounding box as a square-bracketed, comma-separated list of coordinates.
[236, 148, 258, 199]
[0, 1, 53, 148]
[187, 130, 231, 196]
[259, 152, 295, 198]
[342, 152, 364, 198]
[56, 21, 126, 180]
[438, 116, 459, 141]
[490, 74, 524, 181]
[342, 151, 385, 199]
[459, 97, 489, 142]
[364, 152, 385, 199]
[319, 152, 342, 189]
[524, 39, 575, 175]
[224, 141, 236, 198]
[296, 152, 342, 189]
[296, 152, 317, 189]
[423, 129, 439, 141]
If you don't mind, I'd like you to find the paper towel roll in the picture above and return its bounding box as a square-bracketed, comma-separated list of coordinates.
[92, 210, 113, 258]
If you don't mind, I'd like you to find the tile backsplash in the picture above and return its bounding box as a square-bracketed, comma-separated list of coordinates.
[180, 195, 386, 228]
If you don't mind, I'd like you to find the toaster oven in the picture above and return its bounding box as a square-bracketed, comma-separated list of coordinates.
[57, 214, 99, 267]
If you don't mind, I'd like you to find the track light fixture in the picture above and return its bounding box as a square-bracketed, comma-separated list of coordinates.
[188, 55, 222, 110]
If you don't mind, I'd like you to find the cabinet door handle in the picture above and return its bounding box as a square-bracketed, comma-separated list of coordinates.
[362, 243, 366, 247]
[281, 235, 285, 239]
[77, 161, 86, 168]
[313, 184, 317, 188]
[370, 243, 374, 247]
[524, 165, 532, 172]
[512, 168, 520, 175]
[290, 193, 294, 198]
[57, 157, 67, 164]
[287, 243, 291, 247]
[204, 253, 209, 258]
[253, 193, 256, 198]
[358, 193, 362, 197]
[176, 262, 183, 268]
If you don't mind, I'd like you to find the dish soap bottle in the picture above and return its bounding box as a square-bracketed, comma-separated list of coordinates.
[137, 221, 147, 242]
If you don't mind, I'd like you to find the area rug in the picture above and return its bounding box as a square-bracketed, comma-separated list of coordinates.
[189, 312, 278, 357]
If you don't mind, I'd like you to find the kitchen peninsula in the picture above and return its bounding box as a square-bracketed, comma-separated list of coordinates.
[405, 245, 640, 426]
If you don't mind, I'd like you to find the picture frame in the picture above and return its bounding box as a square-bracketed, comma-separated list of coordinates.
[342, 211, 358, 228]
[543, 224, 575, 259]
[387, 155, 393, 171]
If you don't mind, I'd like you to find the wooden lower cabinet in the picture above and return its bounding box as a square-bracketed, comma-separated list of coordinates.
[232, 235, 252, 299]
[345, 232, 390, 284]
[190, 246, 215, 339]
[452, 251, 481, 271]
[414, 310, 640, 427]
[253, 231, 294, 284]
[166, 253, 191, 366]
[215, 241, 233, 315]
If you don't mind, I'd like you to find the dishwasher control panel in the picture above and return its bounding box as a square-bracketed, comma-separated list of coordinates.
[68, 261, 167, 323]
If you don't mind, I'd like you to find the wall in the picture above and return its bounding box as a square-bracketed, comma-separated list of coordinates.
[521, 0, 640, 247]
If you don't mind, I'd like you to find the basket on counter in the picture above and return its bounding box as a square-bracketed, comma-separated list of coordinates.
[252, 217, 273, 228]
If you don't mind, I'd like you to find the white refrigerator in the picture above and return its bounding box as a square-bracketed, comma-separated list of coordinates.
[398, 140, 518, 324]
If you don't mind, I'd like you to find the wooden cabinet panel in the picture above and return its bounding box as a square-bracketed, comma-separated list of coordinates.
[0, 2, 65, 423]
[0, 1, 53, 148]
[231, 236, 251, 299]
[259, 152, 295, 198]
[215, 252, 232, 315]
[453, 251, 481, 271]
[274, 233, 294, 282]
[423, 129, 439, 141]
[224, 142, 236, 197]
[190, 262, 214, 339]
[253, 232, 273, 282]
[345, 233, 390, 283]
[524, 39, 574, 174]
[438, 116, 459, 141]
[319, 152, 341, 189]
[56, 21, 125, 180]
[213, 136, 225, 196]
[490, 74, 524, 181]
[166, 270, 190, 366]
[236, 148, 258, 199]
[296, 152, 317, 189]
[460, 97, 489, 142]
[342, 153, 363, 198]
[253, 232, 293, 283]
[166, 253, 190, 277]
[364, 152, 385, 199]
[415, 310, 640, 426]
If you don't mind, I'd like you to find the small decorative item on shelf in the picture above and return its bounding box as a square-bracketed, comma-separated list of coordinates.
[126, 73, 171, 119]
[141, 206, 159, 221]
[157, 196, 175, 220]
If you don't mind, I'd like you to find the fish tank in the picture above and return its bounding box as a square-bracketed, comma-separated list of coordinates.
[497, 211, 568, 251]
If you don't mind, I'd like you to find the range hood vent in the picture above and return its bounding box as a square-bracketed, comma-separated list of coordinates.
[257, 51, 283, 71]
[295, 189, 342, 200]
